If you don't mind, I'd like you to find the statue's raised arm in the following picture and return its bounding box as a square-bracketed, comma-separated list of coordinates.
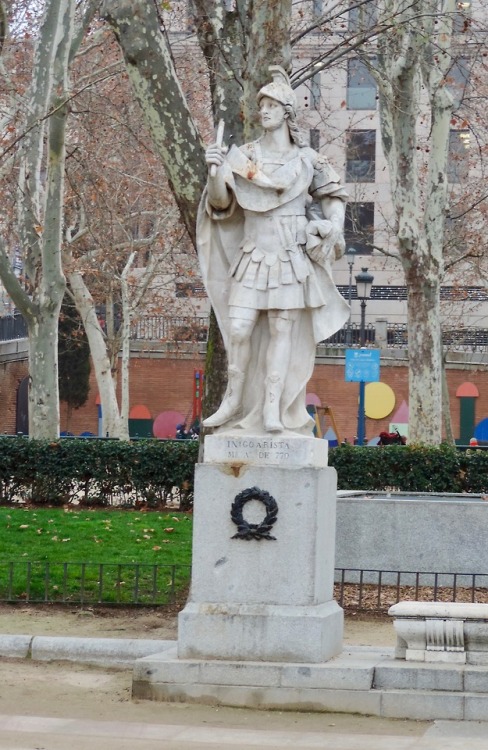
[197, 65, 349, 436]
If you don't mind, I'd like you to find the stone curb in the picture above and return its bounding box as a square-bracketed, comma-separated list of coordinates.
[0, 634, 33, 658]
[0, 635, 175, 668]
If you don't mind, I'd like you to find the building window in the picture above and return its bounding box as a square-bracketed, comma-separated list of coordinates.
[346, 130, 376, 182]
[345, 203, 375, 255]
[448, 130, 470, 183]
[445, 216, 467, 255]
[349, 5, 378, 32]
[309, 128, 320, 150]
[347, 58, 377, 110]
[446, 58, 469, 109]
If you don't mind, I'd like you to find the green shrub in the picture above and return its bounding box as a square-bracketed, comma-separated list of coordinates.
[329, 443, 472, 493]
[2, 438, 486, 508]
[0, 437, 198, 508]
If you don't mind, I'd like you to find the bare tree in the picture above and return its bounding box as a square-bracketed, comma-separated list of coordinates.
[0, 0, 99, 438]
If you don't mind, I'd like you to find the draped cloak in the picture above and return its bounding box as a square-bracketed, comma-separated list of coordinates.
[196, 142, 350, 435]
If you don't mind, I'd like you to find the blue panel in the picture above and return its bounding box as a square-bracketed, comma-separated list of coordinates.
[474, 417, 488, 441]
[345, 349, 380, 382]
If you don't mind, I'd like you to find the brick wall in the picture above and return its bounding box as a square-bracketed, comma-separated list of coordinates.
[2, 352, 488, 442]
[0, 359, 28, 435]
[59, 355, 206, 436]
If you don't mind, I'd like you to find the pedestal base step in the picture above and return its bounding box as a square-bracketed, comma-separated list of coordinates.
[178, 600, 343, 663]
[132, 644, 488, 720]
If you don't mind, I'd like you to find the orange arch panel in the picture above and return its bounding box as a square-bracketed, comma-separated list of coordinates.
[129, 404, 152, 419]
[456, 382, 479, 398]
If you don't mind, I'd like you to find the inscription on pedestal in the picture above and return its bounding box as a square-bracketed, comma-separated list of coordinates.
[204, 433, 328, 468]
[226, 438, 290, 463]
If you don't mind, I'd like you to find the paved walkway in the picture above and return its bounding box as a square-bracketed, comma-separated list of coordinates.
[1, 657, 488, 749]
[1, 715, 488, 749]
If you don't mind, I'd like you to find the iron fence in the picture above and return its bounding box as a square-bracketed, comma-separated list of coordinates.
[386, 323, 488, 352]
[1, 561, 487, 610]
[3, 310, 488, 353]
[334, 568, 488, 613]
[130, 316, 208, 342]
[0, 561, 191, 606]
[319, 322, 376, 347]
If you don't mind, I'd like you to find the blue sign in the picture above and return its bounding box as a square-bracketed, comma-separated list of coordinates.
[345, 349, 380, 383]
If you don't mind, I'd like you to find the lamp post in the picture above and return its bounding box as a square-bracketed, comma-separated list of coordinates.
[355, 267, 374, 446]
[346, 248, 355, 344]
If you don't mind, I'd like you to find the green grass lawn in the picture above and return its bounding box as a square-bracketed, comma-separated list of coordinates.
[0, 507, 193, 605]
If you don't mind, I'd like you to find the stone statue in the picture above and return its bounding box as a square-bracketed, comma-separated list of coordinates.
[197, 66, 349, 435]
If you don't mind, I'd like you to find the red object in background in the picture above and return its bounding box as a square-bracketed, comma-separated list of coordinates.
[378, 430, 407, 446]
[193, 369, 204, 421]
[153, 410, 185, 439]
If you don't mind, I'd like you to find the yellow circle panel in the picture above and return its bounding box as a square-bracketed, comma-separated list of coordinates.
[365, 382, 396, 420]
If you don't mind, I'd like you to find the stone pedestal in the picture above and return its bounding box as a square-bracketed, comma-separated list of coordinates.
[132, 433, 344, 705]
[177, 434, 343, 663]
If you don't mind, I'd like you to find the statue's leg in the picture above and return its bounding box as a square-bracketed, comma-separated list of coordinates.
[263, 310, 297, 432]
[203, 309, 258, 428]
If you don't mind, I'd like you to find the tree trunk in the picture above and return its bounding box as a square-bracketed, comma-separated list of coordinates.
[405, 260, 442, 444]
[202, 308, 227, 423]
[441, 353, 454, 444]
[119, 254, 134, 430]
[100, 0, 206, 245]
[69, 271, 128, 439]
[27, 307, 62, 438]
[374, 0, 455, 444]
[241, 0, 292, 140]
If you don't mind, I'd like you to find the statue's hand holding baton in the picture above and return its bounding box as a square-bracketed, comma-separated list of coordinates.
[208, 119, 225, 177]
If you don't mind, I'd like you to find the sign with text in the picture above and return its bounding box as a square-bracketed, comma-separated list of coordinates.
[345, 349, 380, 383]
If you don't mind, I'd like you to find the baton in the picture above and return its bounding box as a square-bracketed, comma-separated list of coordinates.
[210, 119, 225, 177]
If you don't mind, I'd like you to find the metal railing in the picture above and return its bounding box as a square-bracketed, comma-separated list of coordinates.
[386, 324, 488, 352]
[0, 561, 486, 610]
[130, 316, 208, 342]
[0, 561, 191, 605]
[334, 568, 488, 613]
[3, 310, 488, 354]
[320, 322, 376, 347]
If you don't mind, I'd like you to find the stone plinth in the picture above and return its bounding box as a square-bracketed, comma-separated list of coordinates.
[177, 454, 342, 663]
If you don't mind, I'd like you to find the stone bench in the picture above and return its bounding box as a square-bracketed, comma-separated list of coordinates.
[388, 601, 488, 665]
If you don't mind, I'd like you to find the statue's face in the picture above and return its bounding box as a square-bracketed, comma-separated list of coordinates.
[259, 96, 287, 131]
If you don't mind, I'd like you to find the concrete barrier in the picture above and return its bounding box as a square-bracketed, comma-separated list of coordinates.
[336, 492, 488, 582]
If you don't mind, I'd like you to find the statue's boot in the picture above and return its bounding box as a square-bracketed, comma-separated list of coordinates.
[203, 366, 245, 428]
[263, 373, 284, 433]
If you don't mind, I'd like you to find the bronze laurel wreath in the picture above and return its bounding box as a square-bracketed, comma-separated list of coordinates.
[230, 486, 278, 541]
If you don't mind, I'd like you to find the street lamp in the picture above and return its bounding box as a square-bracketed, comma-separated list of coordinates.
[345, 248, 355, 344]
[355, 267, 374, 445]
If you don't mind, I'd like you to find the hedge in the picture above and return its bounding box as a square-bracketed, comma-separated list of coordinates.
[329, 443, 487, 494]
[0, 437, 198, 508]
[0, 438, 486, 508]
